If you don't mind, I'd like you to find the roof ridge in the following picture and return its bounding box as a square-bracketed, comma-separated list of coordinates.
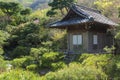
[71, 5, 89, 18]
[71, 4, 94, 20]
[75, 5, 101, 14]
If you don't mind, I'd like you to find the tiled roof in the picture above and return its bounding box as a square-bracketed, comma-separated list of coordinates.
[49, 18, 89, 27]
[48, 4, 118, 28]
[76, 5, 118, 26]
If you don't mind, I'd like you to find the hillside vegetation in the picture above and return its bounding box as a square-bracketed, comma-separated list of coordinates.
[0, 0, 120, 80]
[0, 0, 50, 9]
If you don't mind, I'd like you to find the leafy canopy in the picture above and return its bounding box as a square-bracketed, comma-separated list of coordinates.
[0, 2, 22, 16]
[47, 0, 77, 16]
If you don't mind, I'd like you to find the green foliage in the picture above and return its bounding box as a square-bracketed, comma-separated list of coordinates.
[41, 41, 52, 50]
[0, 1, 119, 79]
[30, 47, 48, 59]
[0, 48, 4, 55]
[80, 54, 117, 79]
[7, 23, 42, 49]
[94, 0, 113, 10]
[0, 9, 4, 16]
[30, 9, 49, 19]
[0, 30, 10, 46]
[46, 10, 57, 17]
[21, 56, 35, 68]
[26, 64, 38, 72]
[104, 46, 115, 53]
[94, 0, 119, 17]
[51, 61, 66, 71]
[119, 7, 120, 17]
[0, 69, 41, 80]
[44, 63, 107, 80]
[42, 52, 64, 68]
[42, 54, 119, 80]
[12, 46, 30, 58]
[0, 58, 7, 74]
[11, 56, 36, 69]
[0, 2, 33, 28]
[94, 0, 113, 16]
[20, 8, 31, 15]
[30, 47, 49, 67]
[15, 23, 40, 36]
[47, 0, 77, 16]
[12, 57, 27, 68]
[115, 31, 120, 39]
[0, 2, 22, 16]
[50, 29, 67, 51]
[42, 52, 59, 61]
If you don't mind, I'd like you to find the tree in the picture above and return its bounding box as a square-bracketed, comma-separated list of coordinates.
[0, 2, 32, 27]
[20, 8, 31, 15]
[0, 2, 22, 20]
[113, 6, 120, 54]
[94, 0, 120, 22]
[47, 0, 77, 16]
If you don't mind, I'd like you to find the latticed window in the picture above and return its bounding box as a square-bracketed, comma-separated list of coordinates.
[73, 35, 82, 45]
[93, 35, 98, 50]
[93, 35, 98, 45]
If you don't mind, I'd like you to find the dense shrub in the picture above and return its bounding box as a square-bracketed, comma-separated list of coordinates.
[30, 47, 49, 67]
[78, 53, 94, 62]
[0, 58, 7, 74]
[12, 56, 35, 69]
[51, 61, 66, 71]
[12, 57, 27, 68]
[0, 48, 4, 55]
[22, 56, 35, 68]
[41, 52, 64, 68]
[0, 30, 10, 46]
[0, 69, 41, 80]
[12, 46, 30, 58]
[42, 52, 59, 61]
[80, 54, 117, 79]
[44, 63, 107, 80]
[30, 47, 49, 59]
[26, 64, 38, 72]
[25, 33, 41, 47]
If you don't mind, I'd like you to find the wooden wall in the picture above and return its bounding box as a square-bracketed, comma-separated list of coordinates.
[67, 29, 113, 53]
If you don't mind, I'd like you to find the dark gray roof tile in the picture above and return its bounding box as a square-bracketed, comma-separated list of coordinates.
[77, 5, 118, 26]
[48, 4, 118, 28]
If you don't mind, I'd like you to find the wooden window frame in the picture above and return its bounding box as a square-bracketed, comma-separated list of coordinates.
[73, 34, 82, 45]
[93, 34, 98, 50]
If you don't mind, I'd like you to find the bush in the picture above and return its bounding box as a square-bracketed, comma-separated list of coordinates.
[12, 57, 27, 68]
[30, 47, 49, 67]
[80, 54, 117, 79]
[22, 56, 35, 68]
[51, 61, 66, 71]
[0, 48, 4, 55]
[44, 62, 107, 80]
[12, 56, 35, 69]
[12, 46, 30, 58]
[78, 53, 94, 62]
[30, 47, 48, 59]
[26, 64, 38, 72]
[0, 69, 41, 80]
[41, 52, 63, 68]
[42, 52, 59, 61]
[0, 58, 7, 74]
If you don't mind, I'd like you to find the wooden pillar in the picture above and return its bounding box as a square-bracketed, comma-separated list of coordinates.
[83, 31, 89, 52]
[67, 32, 70, 51]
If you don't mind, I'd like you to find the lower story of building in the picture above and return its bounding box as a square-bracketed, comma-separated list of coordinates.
[67, 31, 113, 53]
